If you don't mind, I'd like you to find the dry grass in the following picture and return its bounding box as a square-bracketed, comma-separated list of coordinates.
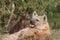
[46, 30, 60, 40]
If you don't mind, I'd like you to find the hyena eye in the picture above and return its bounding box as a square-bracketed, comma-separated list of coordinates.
[43, 16, 45, 21]
[36, 19, 39, 21]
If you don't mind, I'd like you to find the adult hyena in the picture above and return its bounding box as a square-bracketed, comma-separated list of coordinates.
[30, 11, 51, 40]
[16, 11, 51, 40]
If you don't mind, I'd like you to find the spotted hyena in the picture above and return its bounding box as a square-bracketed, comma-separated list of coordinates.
[16, 11, 51, 40]
[30, 11, 51, 40]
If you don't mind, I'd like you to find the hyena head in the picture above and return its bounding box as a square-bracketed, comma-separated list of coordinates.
[31, 11, 51, 36]
[23, 12, 30, 20]
[31, 11, 47, 26]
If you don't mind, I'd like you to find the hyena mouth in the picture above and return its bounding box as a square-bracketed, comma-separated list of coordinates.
[30, 20, 36, 28]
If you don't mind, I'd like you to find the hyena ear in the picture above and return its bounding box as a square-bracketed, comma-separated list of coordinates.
[43, 14, 47, 22]
[32, 11, 38, 16]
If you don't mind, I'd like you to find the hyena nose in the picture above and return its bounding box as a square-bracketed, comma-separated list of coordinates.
[30, 19, 35, 25]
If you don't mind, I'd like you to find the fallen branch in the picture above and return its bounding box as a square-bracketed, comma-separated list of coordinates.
[4, 2, 15, 31]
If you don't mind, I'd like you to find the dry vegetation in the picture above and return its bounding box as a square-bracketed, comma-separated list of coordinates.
[48, 30, 60, 40]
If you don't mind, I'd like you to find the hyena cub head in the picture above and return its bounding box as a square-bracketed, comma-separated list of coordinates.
[31, 11, 51, 36]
